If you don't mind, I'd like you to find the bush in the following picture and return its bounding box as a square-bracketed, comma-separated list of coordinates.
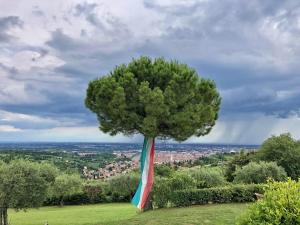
[152, 177, 172, 208]
[224, 151, 256, 182]
[152, 172, 196, 208]
[257, 133, 300, 179]
[171, 184, 264, 207]
[106, 174, 139, 202]
[155, 164, 174, 177]
[237, 179, 300, 225]
[168, 172, 196, 190]
[233, 161, 287, 184]
[83, 181, 107, 203]
[191, 167, 226, 188]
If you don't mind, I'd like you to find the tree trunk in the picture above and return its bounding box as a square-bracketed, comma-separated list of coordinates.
[60, 197, 64, 207]
[3, 208, 7, 225]
[0, 207, 3, 225]
[142, 192, 153, 212]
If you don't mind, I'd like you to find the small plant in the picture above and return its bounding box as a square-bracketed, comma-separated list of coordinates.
[237, 178, 300, 225]
[191, 167, 226, 188]
[233, 161, 287, 184]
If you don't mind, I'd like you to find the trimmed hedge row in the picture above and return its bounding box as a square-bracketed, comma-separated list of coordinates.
[170, 184, 264, 207]
[44, 183, 264, 207]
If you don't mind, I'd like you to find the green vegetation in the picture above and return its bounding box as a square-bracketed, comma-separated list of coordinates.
[0, 150, 116, 172]
[233, 161, 287, 184]
[8, 203, 249, 225]
[0, 160, 57, 225]
[50, 174, 83, 206]
[191, 167, 226, 188]
[257, 133, 300, 179]
[237, 179, 300, 225]
[85, 56, 221, 141]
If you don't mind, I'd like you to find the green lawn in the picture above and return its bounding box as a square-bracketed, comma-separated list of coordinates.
[9, 203, 249, 225]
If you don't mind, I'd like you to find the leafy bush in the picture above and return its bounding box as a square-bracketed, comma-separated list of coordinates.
[168, 172, 196, 190]
[83, 180, 106, 203]
[233, 161, 287, 184]
[224, 151, 256, 182]
[237, 179, 300, 225]
[107, 174, 139, 202]
[191, 167, 226, 188]
[257, 133, 300, 179]
[155, 164, 174, 177]
[152, 172, 196, 208]
[152, 177, 172, 208]
[50, 174, 83, 206]
[171, 184, 264, 207]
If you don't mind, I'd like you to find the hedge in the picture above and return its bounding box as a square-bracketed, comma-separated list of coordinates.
[169, 184, 264, 207]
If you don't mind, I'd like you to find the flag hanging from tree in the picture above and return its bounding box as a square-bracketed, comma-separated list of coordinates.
[131, 137, 155, 210]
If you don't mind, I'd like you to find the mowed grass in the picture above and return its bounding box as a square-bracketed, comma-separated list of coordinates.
[9, 203, 249, 225]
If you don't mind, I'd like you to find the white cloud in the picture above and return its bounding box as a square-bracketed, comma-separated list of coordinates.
[0, 125, 21, 132]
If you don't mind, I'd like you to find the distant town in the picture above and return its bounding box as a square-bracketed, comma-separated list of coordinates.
[82, 149, 235, 180]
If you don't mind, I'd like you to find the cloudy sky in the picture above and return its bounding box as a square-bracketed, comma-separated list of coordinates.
[0, 0, 300, 144]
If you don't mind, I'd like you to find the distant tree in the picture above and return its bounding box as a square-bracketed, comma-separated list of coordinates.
[85, 56, 221, 210]
[0, 160, 57, 225]
[50, 174, 82, 206]
[233, 161, 287, 184]
[224, 151, 256, 182]
[257, 133, 300, 179]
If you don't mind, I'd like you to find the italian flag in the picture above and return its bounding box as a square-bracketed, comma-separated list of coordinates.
[131, 137, 155, 210]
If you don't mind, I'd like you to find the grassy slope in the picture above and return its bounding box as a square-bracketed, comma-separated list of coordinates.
[9, 203, 249, 225]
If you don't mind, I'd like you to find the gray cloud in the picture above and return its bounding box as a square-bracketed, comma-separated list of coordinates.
[1, 0, 300, 143]
[0, 16, 23, 42]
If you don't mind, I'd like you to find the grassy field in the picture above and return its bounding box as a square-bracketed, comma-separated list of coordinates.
[9, 203, 249, 225]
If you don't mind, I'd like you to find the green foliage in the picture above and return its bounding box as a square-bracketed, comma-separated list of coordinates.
[225, 151, 256, 182]
[50, 174, 83, 206]
[152, 172, 196, 208]
[106, 174, 139, 202]
[168, 172, 196, 190]
[0, 150, 116, 173]
[85, 56, 221, 141]
[237, 179, 300, 225]
[0, 160, 57, 225]
[154, 164, 174, 177]
[234, 161, 287, 184]
[191, 167, 226, 188]
[171, 184, 264, 207]
[152, 177, 172, 208]
[83, 180, 106, 203]
[257, 133, 300, 179]
[0, 159, 57, 209]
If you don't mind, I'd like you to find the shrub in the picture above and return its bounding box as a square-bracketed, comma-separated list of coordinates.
[257, 133, 300, 179]
[168, 172, 196, 190]
[155, 164, 174, 177]
[83, 181, 106, 203]
[237, 179, 300, 225]
[171, 184, 264, 207]
[224, 151, 256, 182]
[234, 161, 287, 184]
[152, 172, 196, 208]
[107, 174, 139, 202]
[152, 177, 172, 208]
[191, 167, 226, 188]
